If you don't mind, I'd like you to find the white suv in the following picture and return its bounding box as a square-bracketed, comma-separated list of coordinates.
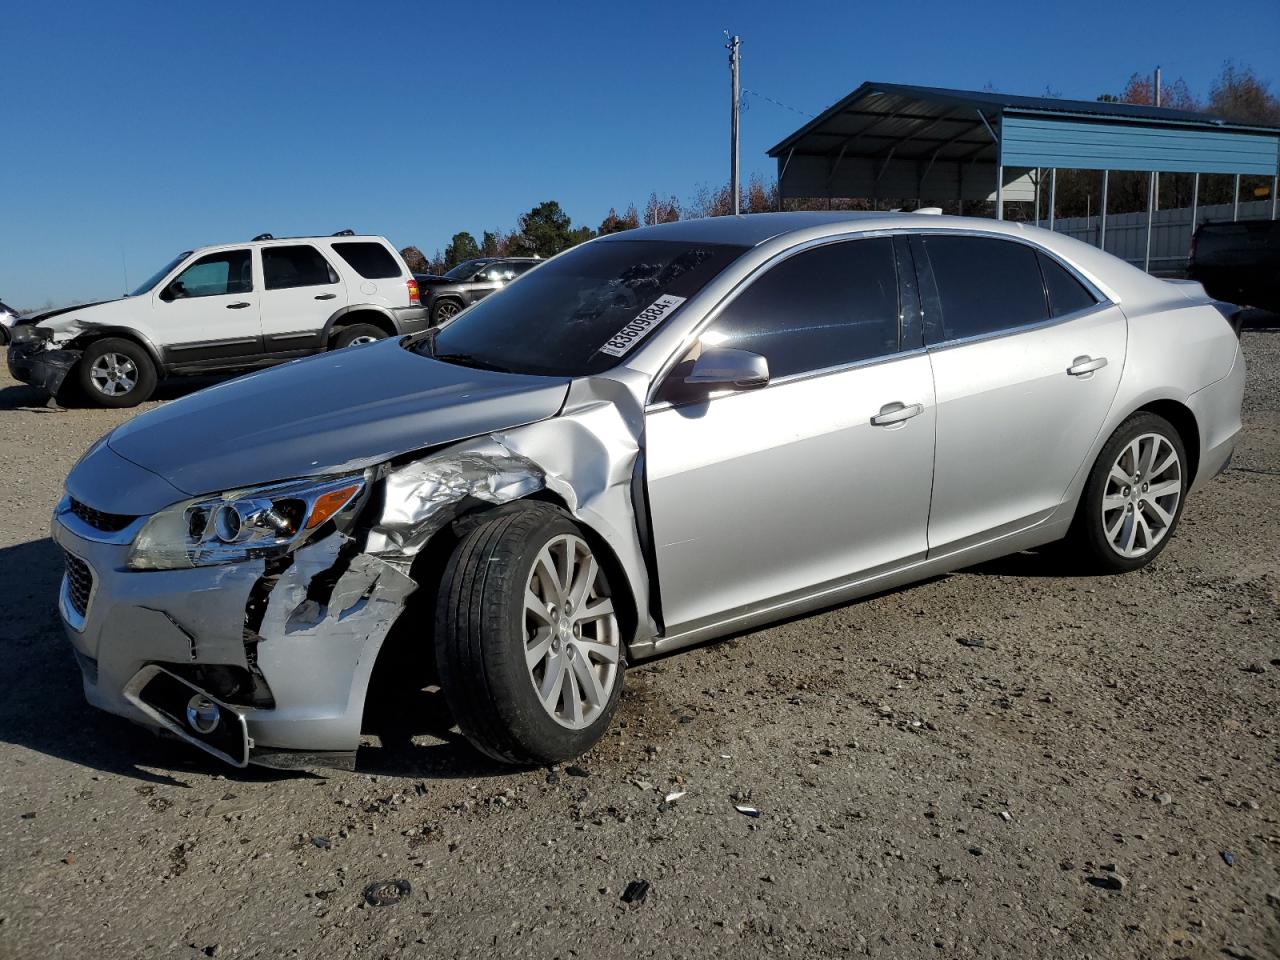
[7, 232, 426, 407]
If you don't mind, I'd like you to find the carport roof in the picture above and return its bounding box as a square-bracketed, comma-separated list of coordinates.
[767, 81, 1280, 164]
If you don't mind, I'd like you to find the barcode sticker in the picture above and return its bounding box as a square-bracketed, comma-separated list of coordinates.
[598, 295, 686, 357]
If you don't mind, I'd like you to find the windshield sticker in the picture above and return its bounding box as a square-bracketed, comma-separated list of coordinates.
[598, 295, 687, 358]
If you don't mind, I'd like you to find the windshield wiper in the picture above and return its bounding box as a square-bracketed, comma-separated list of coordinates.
[431, 352, 514, 374]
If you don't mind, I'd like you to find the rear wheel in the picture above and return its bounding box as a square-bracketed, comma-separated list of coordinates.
[1067, 412, 1188, 573]
[77, 338, 157, 407]
[332, 323, 387, 349]
[435, 503, 625, 765]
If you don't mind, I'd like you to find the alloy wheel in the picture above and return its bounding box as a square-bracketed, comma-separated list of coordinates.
[89, 352, 138, 397]
[436, 302, 460, 321]
[523, 534, 620, 729]
[1101, 432, 1182, 559]
[346, 335, 379, 347]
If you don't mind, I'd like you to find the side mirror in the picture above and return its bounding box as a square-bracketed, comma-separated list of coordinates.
[160, 280, 186, 302]
[684, 347, 769, 390]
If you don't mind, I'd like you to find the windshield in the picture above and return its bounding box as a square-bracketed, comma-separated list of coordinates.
[130, 252, 191, 297]
[444, 259, 490, 280]
[425, 239, 747, 377]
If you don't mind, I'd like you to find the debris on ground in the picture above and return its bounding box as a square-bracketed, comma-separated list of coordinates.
[734, 804, 760, 818]
[362, 879, 412, 907]
[620, 880, 650, 905]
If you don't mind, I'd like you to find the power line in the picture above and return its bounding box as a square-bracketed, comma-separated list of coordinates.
[740, 88, 815, 119]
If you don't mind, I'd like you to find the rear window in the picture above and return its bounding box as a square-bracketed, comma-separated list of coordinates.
[1038, 252, 1097, 317]
[332, 241, 403, 279]
[263, 245, 338, 289]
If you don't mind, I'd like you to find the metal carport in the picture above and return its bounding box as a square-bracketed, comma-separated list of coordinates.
[768, 81, 1280, 269]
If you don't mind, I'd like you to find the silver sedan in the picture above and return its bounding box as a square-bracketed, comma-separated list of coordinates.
[53, 212, 1245, 768]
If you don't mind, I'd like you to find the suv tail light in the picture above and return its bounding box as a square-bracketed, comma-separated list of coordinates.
[407, 278, 421, 305]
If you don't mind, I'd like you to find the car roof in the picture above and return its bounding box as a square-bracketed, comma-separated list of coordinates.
[188, 234, 393, 255]
[594, 211, 899, 247]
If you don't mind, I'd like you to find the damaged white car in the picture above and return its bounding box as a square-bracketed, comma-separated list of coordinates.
[53, 212, 1245, 769]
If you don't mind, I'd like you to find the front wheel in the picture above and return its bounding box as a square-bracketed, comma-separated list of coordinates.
[435, 503, 626, 764]
[1066, 412, 1188, 573]
[77, 338, 157, 407]
[430, 299, 462, 324]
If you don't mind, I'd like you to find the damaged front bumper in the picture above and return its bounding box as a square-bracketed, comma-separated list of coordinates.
[51, 499, 412, 769]
[8, 340, 82, 397]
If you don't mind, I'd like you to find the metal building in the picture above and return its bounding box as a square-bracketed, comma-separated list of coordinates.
[768, 81, 1280, 269]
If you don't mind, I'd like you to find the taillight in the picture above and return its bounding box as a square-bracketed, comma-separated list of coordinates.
[407, 278, 421, 305]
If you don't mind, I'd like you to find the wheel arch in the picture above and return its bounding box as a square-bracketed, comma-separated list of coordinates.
[65, 328, 166, 376]
[361, 492, 640, 732]
[376, 494, 639, 664]
[322, 306, 398, 344]
[430, 294, 466, 318]
[1132, 398, 1201, 486]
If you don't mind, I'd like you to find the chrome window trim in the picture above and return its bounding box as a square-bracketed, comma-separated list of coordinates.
[922, 299, 1117, 355]
[645, 225, 1116, 406]
[645, 346, 928, 414]
[900, 226, 1113, 305]
[644, 229, 904, 406]
[905, 228, 1117, 352]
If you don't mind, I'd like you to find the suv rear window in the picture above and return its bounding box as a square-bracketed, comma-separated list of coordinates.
[332, 242, 403, 279]
[264, 245, 338, 289]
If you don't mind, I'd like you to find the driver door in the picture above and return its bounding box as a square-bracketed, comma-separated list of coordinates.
[154, 248, 263, 365]
[643, 237, 936, 634]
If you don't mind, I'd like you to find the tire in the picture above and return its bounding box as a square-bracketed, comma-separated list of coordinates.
[77, 338, 157, 408]
[331, 323, 388, 349]
[430, 299, 463, 324]
[435, 502, 626, 765]
[1066, 412, 1188, 574]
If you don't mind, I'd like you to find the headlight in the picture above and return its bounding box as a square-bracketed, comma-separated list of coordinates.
[127, 474, 366, 570]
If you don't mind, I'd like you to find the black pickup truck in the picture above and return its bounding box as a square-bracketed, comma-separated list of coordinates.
[1187, 219, 1280, 313]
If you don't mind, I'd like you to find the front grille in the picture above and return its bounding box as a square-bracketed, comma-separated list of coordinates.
[69, 497, 137, 533]
[63, 552, 94, 618]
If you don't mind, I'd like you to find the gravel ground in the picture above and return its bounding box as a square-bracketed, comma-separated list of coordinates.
[1, 331, 1277, 960]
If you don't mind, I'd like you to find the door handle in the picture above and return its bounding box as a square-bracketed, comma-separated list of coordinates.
[1067, 355, 1107, 377]
[870, 401, 924, 426]
[226, 302, 251, 310]
[314, 293, 337, 300]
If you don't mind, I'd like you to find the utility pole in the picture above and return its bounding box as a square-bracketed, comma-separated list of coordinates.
[727, 33, 741, 215]
[1154, 66, 1161, 107]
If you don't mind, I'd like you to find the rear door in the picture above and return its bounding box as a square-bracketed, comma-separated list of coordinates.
[644, 236, 936, 633]
[153, 248, 263, 365]
[259, 244, 347, 354]
[913, 233, 1126, 554]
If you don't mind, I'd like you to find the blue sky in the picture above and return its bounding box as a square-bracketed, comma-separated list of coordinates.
[3, 0, 1277, 308]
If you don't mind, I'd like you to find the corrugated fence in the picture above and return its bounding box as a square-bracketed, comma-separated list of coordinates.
[1051, 198, 1275, 274]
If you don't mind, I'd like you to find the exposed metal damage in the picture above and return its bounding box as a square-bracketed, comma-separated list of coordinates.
[220, 375, 655, 768]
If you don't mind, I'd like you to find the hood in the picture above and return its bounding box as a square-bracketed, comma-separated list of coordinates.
[414, 274, 458, 286]
[105, 339, 571, 497]
[25, 297, 137, 336]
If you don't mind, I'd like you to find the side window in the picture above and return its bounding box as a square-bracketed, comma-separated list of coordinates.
[700, 238, 900, 380]
[165, 250, 252, 300]
[921, 236, 1048, 341]
[263, 245, 338, 290]
[507, 261, 536, 278]
[1038, 252, 1098, 317]
[331, 242, 403, 279]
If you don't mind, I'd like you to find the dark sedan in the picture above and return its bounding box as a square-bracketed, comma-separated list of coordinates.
[414, 257, 541, 323]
